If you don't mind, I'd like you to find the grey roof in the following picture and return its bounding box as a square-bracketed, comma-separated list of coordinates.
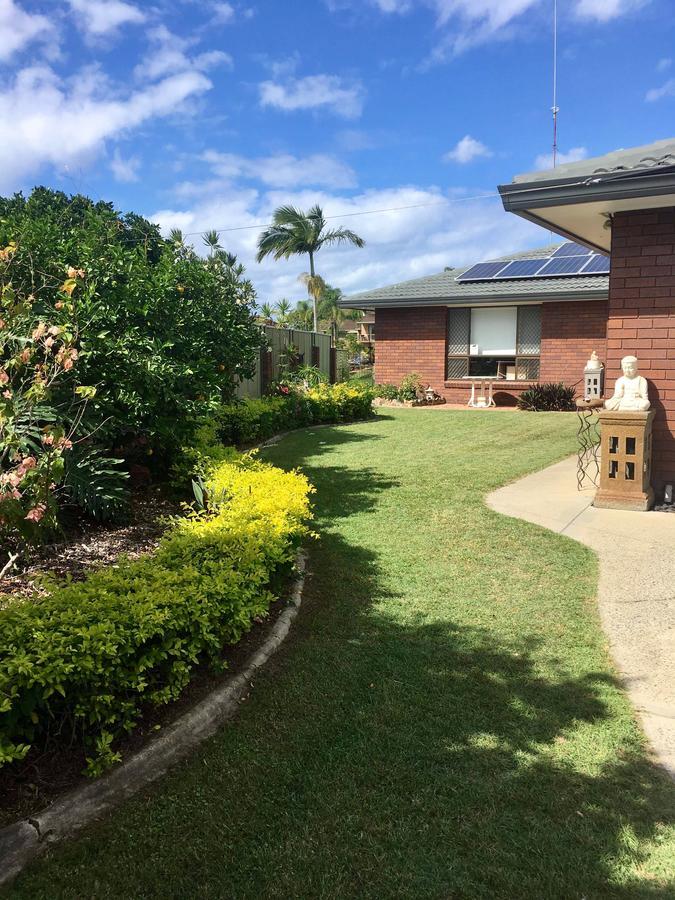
[512, 137, 675, 185]
[341, 243, 608, 309]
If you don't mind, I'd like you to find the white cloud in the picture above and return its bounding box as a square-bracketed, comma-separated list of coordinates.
[211, 1, 235, 23]
[574, 0, 647, 22]
[151, 182, 543, 303]
[0, 64, 213, 192]
[0, 0, 54, 63]
[646, 79, 675, 102]
[657, 58, 672, 72]
[443, 135, 492, 164]
[332, 0, 649, 61]
[110, 148, 141, 182]
[259, 74, 365, 118]
[533, 146, 588, 169]
[134, 26, 232, 81]
[67, 0, 146, 38]
[200, 151, 357, 189]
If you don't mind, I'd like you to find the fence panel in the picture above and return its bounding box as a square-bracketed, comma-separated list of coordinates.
[234, 326, 334, 399]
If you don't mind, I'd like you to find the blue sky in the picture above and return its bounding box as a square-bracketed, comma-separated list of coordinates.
[2, 0, 674, 303]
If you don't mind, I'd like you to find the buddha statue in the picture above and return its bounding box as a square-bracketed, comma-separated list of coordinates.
[584, 350, 603, 372]
[605, 355, 650, 411]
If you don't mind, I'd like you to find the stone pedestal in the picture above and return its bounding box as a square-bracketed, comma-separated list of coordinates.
[594, 410, 655, 511]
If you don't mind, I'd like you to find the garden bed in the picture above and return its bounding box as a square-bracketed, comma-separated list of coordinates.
[0, 489, 180, 602]
[0, 567, 298, 829]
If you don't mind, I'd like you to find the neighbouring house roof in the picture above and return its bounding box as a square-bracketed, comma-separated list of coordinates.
[499, 137, 675, 252]
[340, 244, 608, 309]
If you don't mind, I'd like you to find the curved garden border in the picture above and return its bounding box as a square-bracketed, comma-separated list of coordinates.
[0, 551, 307, 888]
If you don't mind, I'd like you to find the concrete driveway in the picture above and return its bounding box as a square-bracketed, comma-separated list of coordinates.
[488, 455, 675, 779]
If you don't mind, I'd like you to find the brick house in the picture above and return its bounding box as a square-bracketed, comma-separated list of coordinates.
[499, 137, 675, 498]
[342, 245, 609, 407]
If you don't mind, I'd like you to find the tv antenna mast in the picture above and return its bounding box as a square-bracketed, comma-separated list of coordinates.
[552, 0, 559, 168]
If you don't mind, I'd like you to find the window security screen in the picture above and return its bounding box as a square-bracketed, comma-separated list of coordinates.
[470, 307, 517, 356]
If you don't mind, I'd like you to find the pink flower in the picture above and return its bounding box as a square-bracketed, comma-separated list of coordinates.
[42, 433, 55, 446]
[32, 323, 47, 340]
[2, 389, 11, 399]
[25, 504, 46, 523]
[0, 371, 8, 385]
[20, 349, 31, 363]
[21, 457, 36, 470]
[63, 357, 74, 371]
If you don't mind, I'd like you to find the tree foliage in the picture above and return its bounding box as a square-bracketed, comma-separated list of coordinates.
[0, 188, 263, 464]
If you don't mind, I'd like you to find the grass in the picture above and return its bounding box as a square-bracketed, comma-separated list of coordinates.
[8, 410, 675, 899]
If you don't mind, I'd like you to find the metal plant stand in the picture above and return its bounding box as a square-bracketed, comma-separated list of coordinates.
[575, 398, 603, 490]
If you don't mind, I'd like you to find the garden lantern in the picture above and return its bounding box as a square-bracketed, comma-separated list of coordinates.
[584, 350, 604, 401]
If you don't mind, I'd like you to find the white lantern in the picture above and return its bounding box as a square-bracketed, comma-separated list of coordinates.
[584, 351, 604, 400]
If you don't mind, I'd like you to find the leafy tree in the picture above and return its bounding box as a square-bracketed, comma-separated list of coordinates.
[0, 188, 263, 469]
[256, 205, 365, 332]
[287, 300, 313, 331]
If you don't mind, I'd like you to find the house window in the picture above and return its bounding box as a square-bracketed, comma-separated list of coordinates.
[446, 305, 541, 380]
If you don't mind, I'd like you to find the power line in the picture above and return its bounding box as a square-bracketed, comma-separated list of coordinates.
[179, 192, 499, 237]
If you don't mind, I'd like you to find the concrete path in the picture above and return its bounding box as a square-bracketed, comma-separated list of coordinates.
[488, 455, 675, 778]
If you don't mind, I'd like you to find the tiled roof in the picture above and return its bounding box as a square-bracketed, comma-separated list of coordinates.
[512, 137, 675, 185]
[342, 244, 608, 308]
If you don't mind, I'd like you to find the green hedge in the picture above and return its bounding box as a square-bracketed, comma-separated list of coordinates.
[216, 383, 374, 446]
[0, 455, 313, 775]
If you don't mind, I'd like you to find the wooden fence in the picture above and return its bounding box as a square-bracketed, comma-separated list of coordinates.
[236, 327, 336, 399]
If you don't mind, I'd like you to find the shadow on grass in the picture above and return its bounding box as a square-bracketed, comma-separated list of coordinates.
[10, 420, 674, 899]
[290, 525, 675, 898]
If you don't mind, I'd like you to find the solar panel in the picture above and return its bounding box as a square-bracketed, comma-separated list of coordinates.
[552, 242, 593, 258]
[455, 261, 509, 282]
[580, 254, 611, 274]
[536, 256, 590, 277]
[493, 259, 546, 279]
[454, 244, 610, 283]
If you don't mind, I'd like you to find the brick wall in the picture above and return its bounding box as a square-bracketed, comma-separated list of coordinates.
[608, 208, 675, 493]
[540, 299, 608, 384]
[375, 299, 608, 405]
[374, 307, 448, 389]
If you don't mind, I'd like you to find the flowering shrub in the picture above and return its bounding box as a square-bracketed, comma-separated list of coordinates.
[0, 188, 263, 464]
[0, 453, 313, 774]
[214, 383, 374, 446]
[0, 246, 96, 553]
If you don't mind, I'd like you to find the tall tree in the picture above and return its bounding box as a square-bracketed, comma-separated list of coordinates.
[256, 205, 365, 331]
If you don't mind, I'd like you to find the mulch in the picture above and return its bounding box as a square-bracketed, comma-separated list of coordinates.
[0, 489, 182, 601]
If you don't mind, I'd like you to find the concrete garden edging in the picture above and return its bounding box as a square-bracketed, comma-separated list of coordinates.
[0, 551, 307, 889]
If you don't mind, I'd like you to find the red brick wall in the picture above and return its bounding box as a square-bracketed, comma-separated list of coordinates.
[540, 299, 608, 385]
[375, 299, 608, 405]
[608, 208, 675, 493]
[374, 307, 448, 389]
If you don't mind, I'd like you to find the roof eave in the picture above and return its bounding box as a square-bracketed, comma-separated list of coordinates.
[340, 287, 608, 309]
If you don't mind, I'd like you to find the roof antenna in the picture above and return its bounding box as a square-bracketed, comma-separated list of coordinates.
[548, 0, 559, 246]
[552, 0, 559, 169]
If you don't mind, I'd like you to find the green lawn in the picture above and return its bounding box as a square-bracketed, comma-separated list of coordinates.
[9, 410, 675, 899]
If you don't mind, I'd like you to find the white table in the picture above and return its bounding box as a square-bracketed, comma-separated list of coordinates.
[463, 375, 501, 408]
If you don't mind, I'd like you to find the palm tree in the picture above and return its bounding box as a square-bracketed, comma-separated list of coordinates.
[202, 230, 222, 255]
[256, 205, 365, 332]
[274, 298, 292, 326]
[169, 228, 185, 247]
[318, 284, 350, 343]
[289, 299, 313, 331]
[258, 301, 275, 323]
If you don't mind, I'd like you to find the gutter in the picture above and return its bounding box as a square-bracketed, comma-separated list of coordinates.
[499, 166, 675, 212]
[338, 288, 608, 310]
